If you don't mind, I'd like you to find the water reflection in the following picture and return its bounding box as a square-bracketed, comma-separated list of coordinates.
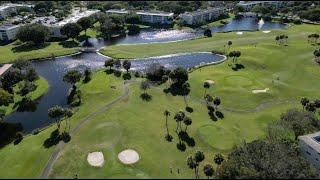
[5, 52, 224, 133]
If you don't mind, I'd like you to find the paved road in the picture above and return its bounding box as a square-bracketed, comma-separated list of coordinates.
[39, 80, 133, 179]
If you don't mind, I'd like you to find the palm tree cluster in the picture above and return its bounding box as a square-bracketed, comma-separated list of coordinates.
[104, 59, 131, 73]
[186, 151, 225, 179]
[163, 109, 194, 151]
[300, 97, 320, 113]
[308, 33, 319, 44]
[275, 34, 288, 45]
[187, 151, 205, 179]
[203, 82, 223, 121]
[228, 50, 241, 64]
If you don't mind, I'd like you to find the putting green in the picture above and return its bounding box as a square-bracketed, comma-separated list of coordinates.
[224, 75, 254, 87]
[197, 125, 239, 151]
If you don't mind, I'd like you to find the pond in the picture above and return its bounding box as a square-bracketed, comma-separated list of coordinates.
[4, 16, 285, 133]
[5, 52, 225, 133]
[86, 17, 286, 47]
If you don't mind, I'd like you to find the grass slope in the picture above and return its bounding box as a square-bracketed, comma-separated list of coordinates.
[0, 42, 79, 63]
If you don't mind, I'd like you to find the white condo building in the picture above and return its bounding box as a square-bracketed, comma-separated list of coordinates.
[179, 8, 225, 25]
[106, 9, 174, 24]
[32, 9, 100, 37]
[0, 3, 33, 19]
[299, 131, 320, 173]
[237, 1, 286, 11]
[0, 24, 21, 41]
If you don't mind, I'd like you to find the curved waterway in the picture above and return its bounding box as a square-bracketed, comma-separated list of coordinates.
[5, 52, 224, 133]
[4, 17, 285, 133]
[85, 17, 286, 48]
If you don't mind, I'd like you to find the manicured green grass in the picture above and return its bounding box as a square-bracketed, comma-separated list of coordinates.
[0, 71, 124, 178]
[0, 77, 49, 115]
[99, 24, 319, 59]
[201, 13, 235, 28]
[0, 42, 79, 63]
[0, 24, 319, 178]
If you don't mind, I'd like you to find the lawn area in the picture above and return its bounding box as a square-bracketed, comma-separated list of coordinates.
[0, 41, 79, 63]
[0, 71, 124, 178]
[0, 24, 319, 178]
[0, 77, 49, 115]
[99, 24, 319, 59]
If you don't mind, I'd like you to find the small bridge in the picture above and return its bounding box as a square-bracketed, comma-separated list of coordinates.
[80, 47, 98, 53]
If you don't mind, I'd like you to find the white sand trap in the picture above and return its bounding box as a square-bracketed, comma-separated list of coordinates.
[118, 149, 140, 165]
[262, 30, 271, 33]
[252, 88, 270, 94]
[236, 32, 243, 35]
[87, 152, 105, 167]
[205, 80, 215, 85]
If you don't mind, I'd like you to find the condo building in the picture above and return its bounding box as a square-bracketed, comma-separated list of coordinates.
[179, 8, 225, 25]
[106, 9, 174, 24]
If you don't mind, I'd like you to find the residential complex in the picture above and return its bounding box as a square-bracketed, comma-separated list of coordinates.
[299, 132, 320, 173]
[40, 9, 99, 37]
[0, 24, 20, 41]
[237, 1, 286, 11]
[0, 3, 33, 19]
[179, 7, 225, 25]
[106, 9, 174, 24]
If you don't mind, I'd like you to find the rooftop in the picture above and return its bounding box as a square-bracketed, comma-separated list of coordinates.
[0, 24, 20, 30]
[299, 131, 320, 153]
[106, 9, 174, 17]
[0, 64, 13, 76]
[238, 1, 280, 6]
[181, 7, 224, 16]
[53, 9, 100, 26]
[0, 3, 33, 11]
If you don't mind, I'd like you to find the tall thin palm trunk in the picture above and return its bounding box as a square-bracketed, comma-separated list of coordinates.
[165, 116, 169, 135]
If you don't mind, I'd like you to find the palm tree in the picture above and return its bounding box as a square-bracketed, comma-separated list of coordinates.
[213, 153, 224, 166]
[227, 40, 232, 50]
[163, 110, 171, 137]
[213, 97, 221, 109]
[187, 156, 198, 179]
[183, 116, 192, 132]
[174, 111, 185, 133]
[203, 81, 210, 98]
[203, 164, 214, 179]
[205, 94, 214, 105]
[194, 151, 205, 179]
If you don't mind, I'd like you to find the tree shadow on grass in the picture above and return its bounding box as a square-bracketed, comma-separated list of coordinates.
[43, 129, 72, 148]
[58, 40, 79, 48]
[232, 63, 245, 71]
[104, 69, 114, 74]
[122, 73, 131, 80]
[11, 42, 50, 53]
[216, 111, 224, 119]
[177, 142, 186, 152]
[140, 93, 152, 101]
[179, 131, 195, 147]
[185, 106, 194, 113]
[0, 122, 23, 148]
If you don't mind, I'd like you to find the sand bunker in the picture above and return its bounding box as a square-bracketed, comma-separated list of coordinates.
[252, 88, 269, 94]
[262, 30, 271, 33]
[236, 32, 243, 35]
[87, 152, 105, 167]
[205, 80, 215, 85]
[118, 149, 140, 165]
